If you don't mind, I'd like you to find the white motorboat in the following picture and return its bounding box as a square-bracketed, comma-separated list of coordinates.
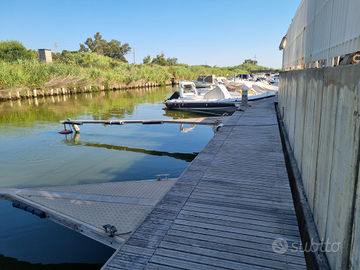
[193, 75, 216, 89]
[226, 81, 279, 95]
[164, 81, 276, 113]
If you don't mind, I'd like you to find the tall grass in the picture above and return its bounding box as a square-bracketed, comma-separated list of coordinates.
[0, 52, 277, 90]
[0, 61, 26, 88]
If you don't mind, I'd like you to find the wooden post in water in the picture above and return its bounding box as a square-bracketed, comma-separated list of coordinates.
[72, 124, 80, 133]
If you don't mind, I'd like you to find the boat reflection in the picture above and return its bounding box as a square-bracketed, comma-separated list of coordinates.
[162, 108, 228, 118]
[180, 124, 196, 133]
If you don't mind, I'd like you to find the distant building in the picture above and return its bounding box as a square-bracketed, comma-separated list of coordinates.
[38, 49, 52, 63]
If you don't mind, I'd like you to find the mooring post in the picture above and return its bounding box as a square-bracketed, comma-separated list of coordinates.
[241, 89, 249, 106]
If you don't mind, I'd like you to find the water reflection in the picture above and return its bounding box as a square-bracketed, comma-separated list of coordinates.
[0, 87, 172, 128]
[180, 124, 196, 133]
[0, 254, 103, 270]
[60, 132, 198, 162]
[0, 86, 215, 267]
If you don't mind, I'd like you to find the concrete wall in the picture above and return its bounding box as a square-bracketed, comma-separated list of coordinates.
[278, 65, 360, 270]
[38, 49, 52, 63]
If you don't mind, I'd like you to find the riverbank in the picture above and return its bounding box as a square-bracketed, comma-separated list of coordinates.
[0, 56, 178, 101]
[0, 79, 175, 101]
[0, 53, 277, 101]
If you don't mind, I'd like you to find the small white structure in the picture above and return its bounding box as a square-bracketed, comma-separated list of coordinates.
[38, 49, 52, 63]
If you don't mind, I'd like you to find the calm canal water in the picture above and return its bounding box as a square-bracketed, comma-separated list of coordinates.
[0, 86, 217, 269]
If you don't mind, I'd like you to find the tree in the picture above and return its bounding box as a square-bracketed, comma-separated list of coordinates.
[151, 53, 167, 66]
[79, 32, 131, 62]
[28, 49, 39, 60]
[244, 59, 258, 65]
[0, 40, 32, 62]
[143, 55, 151, 64]
[166, 57, 178, 66]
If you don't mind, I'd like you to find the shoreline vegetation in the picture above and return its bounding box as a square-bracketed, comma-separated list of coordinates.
[0, 37, 279, 102]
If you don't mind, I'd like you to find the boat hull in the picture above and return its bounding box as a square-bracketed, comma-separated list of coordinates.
[164, 100, 240, 113]
[164, 89, 276, 113]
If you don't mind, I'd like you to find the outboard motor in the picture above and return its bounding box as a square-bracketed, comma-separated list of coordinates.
[167, 91, 180, 100]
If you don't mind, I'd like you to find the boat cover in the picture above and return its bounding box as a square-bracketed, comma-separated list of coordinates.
[203, 85, 232, 100]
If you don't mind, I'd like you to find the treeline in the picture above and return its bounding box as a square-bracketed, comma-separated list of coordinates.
[0, 35, 278, 91]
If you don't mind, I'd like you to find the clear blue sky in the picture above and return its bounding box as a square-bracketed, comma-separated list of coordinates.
[0, 0, 300, 69]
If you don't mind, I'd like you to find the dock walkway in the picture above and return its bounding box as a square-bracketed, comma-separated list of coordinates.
[102, 97, 307, 270]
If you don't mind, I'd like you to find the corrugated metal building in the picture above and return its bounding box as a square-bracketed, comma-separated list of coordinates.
[280, 0, 360, 70]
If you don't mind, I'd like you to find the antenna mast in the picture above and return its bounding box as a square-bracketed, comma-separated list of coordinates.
[133, 48, 135, 64]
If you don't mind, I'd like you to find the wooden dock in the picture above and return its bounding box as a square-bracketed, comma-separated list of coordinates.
[102, 97, 307, 269]
[0, 96, 306, 269]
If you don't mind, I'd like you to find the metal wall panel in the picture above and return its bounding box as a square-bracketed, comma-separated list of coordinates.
[282, 0, 360, 70]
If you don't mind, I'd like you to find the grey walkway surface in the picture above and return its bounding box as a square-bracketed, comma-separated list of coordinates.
[0, 179, 177, 249]
[102, 97, 307, 270]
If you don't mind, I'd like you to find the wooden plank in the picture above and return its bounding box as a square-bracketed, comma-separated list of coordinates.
[119, 245, 155, 257]
[184, 201, 298, 222]
[173, 219, 301, 242]
[105, 257, 145, 270]
[195, 180, 292, 193]
[192, 185, 289, 198]
[149, 254, 231, 270]
[176, 213, 301, 238]
[146, 262, 183, 270]
[161, 234, 306, 265]
[152, 249, 267, 270]
[182, 204, 299, 226]
[106, 250, 151, 264]
[187, 196, 297, 216]
[190, 189, 294, 205]
[178, 209, 300, 231]
[167, 225, 306, 259]
[155, 243, 303, 270]
[195, 181, 293, 195]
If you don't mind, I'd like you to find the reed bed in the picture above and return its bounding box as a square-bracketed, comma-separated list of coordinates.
[0, 52, 275, 95]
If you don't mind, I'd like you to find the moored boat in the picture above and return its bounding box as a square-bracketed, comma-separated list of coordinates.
[164, 81, 276, 113]
[164, 82, 241, 113]
[193, 75, 216, 89]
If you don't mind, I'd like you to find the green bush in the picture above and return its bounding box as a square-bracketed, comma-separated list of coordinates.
[0, 40, 33, 62]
